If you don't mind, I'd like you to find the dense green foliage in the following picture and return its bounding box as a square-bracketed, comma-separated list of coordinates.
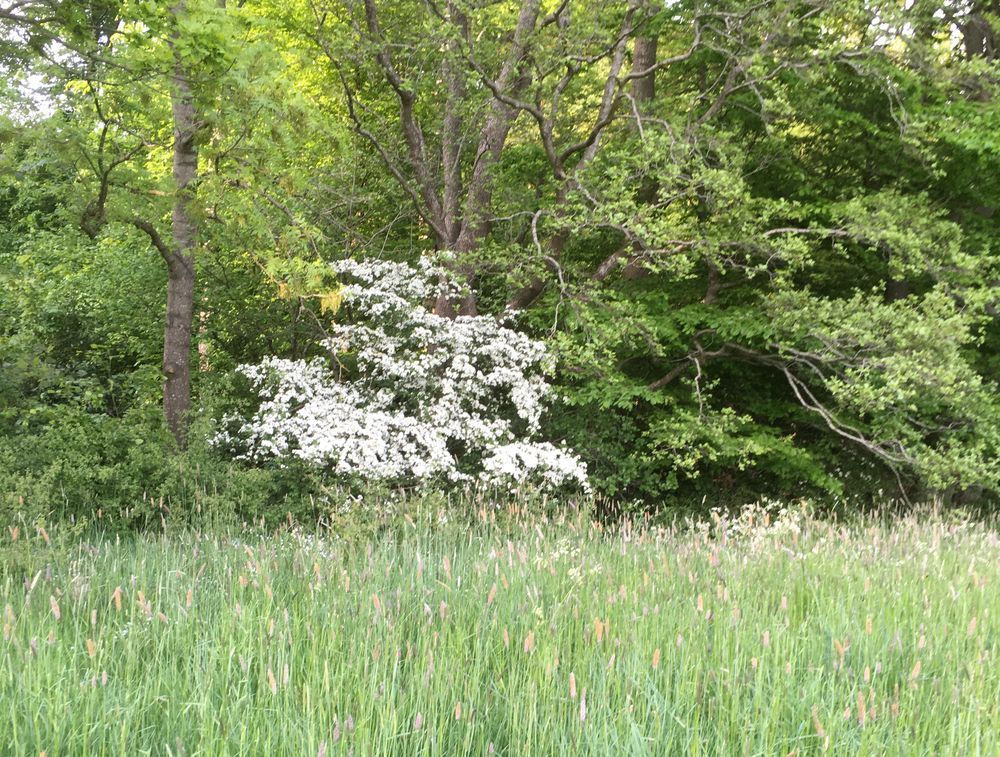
[1, 0, 999, 520]
[1, 504, 997, 753]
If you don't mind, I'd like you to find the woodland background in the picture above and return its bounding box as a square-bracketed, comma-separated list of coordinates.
[1, 0, 999, 525]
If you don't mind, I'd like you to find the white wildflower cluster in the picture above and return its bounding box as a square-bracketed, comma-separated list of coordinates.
[215, 258, 588, 492]
[699, 501, 809, 553]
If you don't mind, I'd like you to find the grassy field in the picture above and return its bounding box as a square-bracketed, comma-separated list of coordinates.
[1, 503, 997, 755]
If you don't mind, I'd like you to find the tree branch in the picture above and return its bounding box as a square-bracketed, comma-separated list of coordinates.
[130, 217, 183, 271]
[361, 0, 445, 239]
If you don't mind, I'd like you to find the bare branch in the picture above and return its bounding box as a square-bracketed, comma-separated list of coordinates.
[455, 0, 542, 250]
[361, 0, 445, 239]
[330, 61, 448, 244]
[557, 3, 638, 166]
[130, 217, 186, 272]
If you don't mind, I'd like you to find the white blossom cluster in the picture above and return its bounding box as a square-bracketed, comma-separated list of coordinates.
[215, 258, 588, 492]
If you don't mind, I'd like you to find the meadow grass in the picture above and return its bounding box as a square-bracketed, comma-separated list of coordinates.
[1, 503, 997, 755]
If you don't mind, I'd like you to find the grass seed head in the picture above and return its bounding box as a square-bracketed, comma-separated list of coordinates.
[812, 705, 826, 740]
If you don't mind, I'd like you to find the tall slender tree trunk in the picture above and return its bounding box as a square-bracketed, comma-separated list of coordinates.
[164, 2, 199, 446]
[631, 36, 657, 107]
[435, 2, 479, 318]
[622, 34, 658, 280]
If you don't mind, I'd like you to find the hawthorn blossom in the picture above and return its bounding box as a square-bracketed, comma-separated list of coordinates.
[215, 258, 588, 491]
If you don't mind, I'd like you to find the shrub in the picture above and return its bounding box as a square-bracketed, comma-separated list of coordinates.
[215, 258, 588, 492]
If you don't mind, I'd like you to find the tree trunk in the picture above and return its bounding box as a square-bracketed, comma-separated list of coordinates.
[437, 0, 540, 318]
[963, 8, 996, 61]
[631, 36, 657, 106]
[164, 2, 199, 446]
[962, 3, 998, 100]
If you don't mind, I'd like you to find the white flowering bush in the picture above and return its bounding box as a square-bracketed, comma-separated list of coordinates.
[215, 258, 588, 492]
